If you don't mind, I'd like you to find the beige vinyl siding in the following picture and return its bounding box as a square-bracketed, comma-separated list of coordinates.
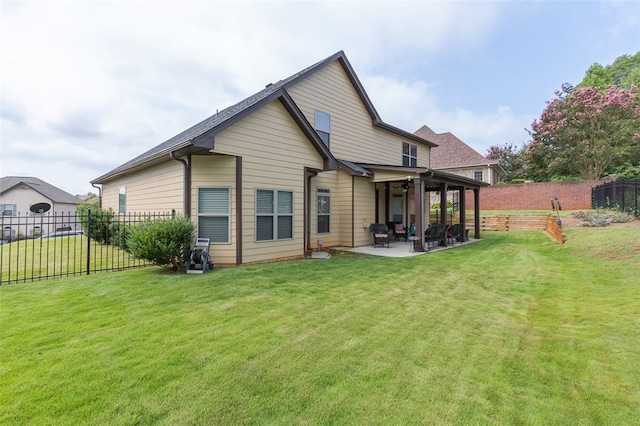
[287, 60, 430, 167]
[0, 188, 78, 236]
[0, 187, 57, 215]
[334, 172, 353, 247]
[351, 177, 376, 247]
[101, 161, 183, 214]
[213, 100, 325, 264]
[191, 155, 237, 266]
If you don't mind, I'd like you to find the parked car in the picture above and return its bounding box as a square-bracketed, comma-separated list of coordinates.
[41, 230, 85, 239]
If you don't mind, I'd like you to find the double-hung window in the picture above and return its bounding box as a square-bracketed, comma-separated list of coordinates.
[402, 142, 417, 167]
[1, 204, 16, 216]
[474, 171, 484, 181]
[317, 189, 330, 233]
[315, 110, 330, 148]
[198, 187, 230, 243]
[256, 189, 293, 241]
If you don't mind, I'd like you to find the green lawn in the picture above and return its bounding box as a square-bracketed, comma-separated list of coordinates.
[1, 228, 639, 424]
[0, 235, 147, 284]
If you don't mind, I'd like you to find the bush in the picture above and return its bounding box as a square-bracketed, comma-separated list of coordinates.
[77, 205, 113, 244]
[109, 222, 132, 251]
[127, 216, 195, 271]
[572, 209, 635, 227]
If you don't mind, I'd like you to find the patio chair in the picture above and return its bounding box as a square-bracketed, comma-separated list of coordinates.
[369, 223, 390, 248]
[447, 223, 465, 245]
[393, 223, 407, 242]
[425, 224, 448, 249]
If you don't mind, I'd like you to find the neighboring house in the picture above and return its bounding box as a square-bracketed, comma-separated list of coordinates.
[414, 125, 505, 185]
[92, 51, 488, 266]
[0, 176, 81, 239]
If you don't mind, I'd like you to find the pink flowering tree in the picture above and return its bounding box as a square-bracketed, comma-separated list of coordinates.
[527, 84, 640, 180]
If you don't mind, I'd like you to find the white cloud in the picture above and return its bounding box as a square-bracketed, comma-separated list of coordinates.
[4, 1, 634, 195]
[363, 75, 531, 156]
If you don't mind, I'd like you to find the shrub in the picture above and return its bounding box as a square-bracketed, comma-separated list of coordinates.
[109, 222, 132, 251]
[572, 209, 635, 227]
[77, 205, 113, 244]
[431, 201, 453, 210]
[127, 216, 195, 271]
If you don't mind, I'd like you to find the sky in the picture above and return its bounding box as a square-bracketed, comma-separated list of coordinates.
[2, 0, 639, 196]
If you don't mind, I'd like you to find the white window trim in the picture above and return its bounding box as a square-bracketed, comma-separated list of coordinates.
[118, 186, 126, 214]
[402, 142, 417, 167]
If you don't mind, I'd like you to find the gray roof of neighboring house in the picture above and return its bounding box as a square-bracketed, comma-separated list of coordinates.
[93, 51, 436, 184]
[414, 125, 501, 171]
[0, 176, 81, 204]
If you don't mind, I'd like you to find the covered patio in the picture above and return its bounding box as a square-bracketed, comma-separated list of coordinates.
[347, 163, 489, 253]
[333, 235, 480, 258]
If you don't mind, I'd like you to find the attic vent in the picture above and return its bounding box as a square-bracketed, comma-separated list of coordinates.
[265, 83, 273, 88]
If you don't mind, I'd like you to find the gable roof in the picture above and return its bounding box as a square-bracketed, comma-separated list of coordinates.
[93, 51, 435, 184]
[414, 125, 499, 170]
[0, 176, 81, 204]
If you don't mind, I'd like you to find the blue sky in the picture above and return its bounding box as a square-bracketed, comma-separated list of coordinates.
[2, 0, 639, 196]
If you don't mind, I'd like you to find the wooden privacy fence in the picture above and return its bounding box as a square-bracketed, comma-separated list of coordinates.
[466, 215, 566, 243]
[466, 215, 549, 231]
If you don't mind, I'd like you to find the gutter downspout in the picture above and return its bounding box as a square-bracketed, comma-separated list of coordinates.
[306, 169, 318, 255]
[91, 183, 103, 209]
[170, 151, 191, 216]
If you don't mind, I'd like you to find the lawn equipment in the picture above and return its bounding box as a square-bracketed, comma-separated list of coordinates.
[186, 238, 213, 274]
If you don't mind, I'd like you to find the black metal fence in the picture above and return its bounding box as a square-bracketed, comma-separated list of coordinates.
[592, 179, 639, 216]
[1, 210, 174, 285]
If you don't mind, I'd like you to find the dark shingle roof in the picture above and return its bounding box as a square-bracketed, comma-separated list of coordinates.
[0, 176, 81, 204]
[414, 125, 498, 169]
[93, 51, 435, 184]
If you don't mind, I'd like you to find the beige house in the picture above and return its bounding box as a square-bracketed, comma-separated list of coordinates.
[0, 176, 81, 238]
[415, 125, 505, 185]
[92, 51, 488, 266]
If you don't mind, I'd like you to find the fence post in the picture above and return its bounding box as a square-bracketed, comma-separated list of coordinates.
[86, 209, 91, 275]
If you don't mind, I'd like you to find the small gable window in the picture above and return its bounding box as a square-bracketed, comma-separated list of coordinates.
[118, 186, 126, 214]
[402, 142, 417, 167]
[315, 110, 330, 148]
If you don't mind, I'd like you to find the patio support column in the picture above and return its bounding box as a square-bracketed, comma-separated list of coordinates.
[459, 187, 467, 241]
[474, 188, 481, 239]
[236, 156, 243, 264]
[414, 177, 425, 252]
[439, 183, 448, 247]
[385, 182, 390, 224]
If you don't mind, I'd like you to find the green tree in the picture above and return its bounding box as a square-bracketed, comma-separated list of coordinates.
[579, 63, 614, 89]
[577, 52, 640, 90]
[485, 142, 527, 182]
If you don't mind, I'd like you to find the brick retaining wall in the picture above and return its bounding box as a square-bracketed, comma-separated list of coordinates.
[465, 179, 612, 211]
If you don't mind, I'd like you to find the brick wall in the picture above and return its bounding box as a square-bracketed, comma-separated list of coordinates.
[465, 179, 612, 211]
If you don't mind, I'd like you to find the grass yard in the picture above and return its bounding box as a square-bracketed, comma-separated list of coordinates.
[0, 235, 145, 284]
[1, 227, 639, 424]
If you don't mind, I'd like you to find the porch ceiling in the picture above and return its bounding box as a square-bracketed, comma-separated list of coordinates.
[353, 163, 488, 189]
